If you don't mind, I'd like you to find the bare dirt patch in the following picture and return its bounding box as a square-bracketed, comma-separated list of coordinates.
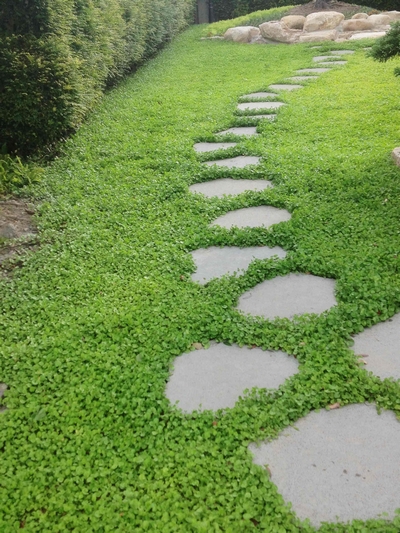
[287, 1, 374, 18]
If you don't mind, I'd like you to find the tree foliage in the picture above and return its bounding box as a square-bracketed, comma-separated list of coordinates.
[370, 21, 400, 76]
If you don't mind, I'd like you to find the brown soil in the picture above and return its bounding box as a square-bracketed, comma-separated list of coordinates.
[286, 1, 376, 18]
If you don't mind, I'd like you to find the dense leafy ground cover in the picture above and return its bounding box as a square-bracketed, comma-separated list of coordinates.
[1, 25, 400, 532]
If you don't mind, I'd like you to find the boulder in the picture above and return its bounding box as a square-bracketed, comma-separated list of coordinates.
[281, 15, 306, 30]
[299, 30, 338, 43]
[224, 26, 260, 43]
[342, 19, 373, 31]
[259, 21, 301, 43]
[349, 31, 387, 40]
[392, 147, 400, 168]
[384, 11, 400, 21]
[304, 11, 344, 32]
[352, 13, 369, 20]
[368, 14, 391, 28]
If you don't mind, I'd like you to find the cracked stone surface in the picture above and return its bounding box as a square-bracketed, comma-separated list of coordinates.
[211, 206, 291, 229]
[287, 76, 318, 81]
[238, 273, 336, 319]
[352, 313, 400, 380]
[296, 68, 331, 73]
[204, 156, 260, 168]
[217, 127, 258, 136]
[238, 101, 285, 111]
[268, 84, 303, 91]
[241, 92, 277, 99]
[190, 245, 287, 283]
[249, 403, 400, 526]
[194, 142, 237, 153]
[190, 178, 272, 198]
[165, 343, 299, 412]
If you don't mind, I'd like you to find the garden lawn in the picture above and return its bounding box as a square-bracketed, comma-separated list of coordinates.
[1, 25, 400, 532]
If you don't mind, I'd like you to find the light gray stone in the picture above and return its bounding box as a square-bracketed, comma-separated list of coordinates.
[190, 245, 286, 283]
[349, 31, 387, 40]
[217, 127, 258, 136]
[299, 30, 338, 43]
[241, 92, 276, 99]
[330, 49, 355, 54]
[237, 101, 285, 111]
[385, 11, 400, 21]
[296, 68, 331, 73]
[189, 178, 272, 198]
[392, 147, 400, 167]
[238, 273, 336, 319]
[369, 14, 391, 28]
[312, 55, 337, 61]
[193, 142, 237, 153]
[352, 313, 400, 380]
[268, 84, 303, 91]
[211, 205, 291, 230]
[246, 114, 277, 120]
[303, 11, 345, 32]
[342, 19, 373, 31]
[204, 156, 260, 168]
[317, 61, 347, 65]
[165, 343, 299, 412]
[224, 26, 260, 43]
[249, 404, 400, 526]
[287, 76, 319, 81]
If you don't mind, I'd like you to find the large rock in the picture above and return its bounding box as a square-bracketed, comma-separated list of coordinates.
[342, 19, 373, 31]
[368, 14, 391, 28]
[281, 15, 306, 30]
[259, 21, 301, 43]
[304, 11, 344, 32]
[224, 26, 260, 43]
[384, 11, 400, 21]
[299, 30, 338, 43]
[392, 147, 400, 167]
[349, 31, 387, 40]
[352, 13, 369, 20]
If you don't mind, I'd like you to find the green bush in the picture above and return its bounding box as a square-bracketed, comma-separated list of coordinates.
[370, 21, 400, 76]
[0, 0, 195, 156]
[0, 154, 43, 194]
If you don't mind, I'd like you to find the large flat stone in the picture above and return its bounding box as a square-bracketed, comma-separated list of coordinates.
[249, 404, 400, 526]
[352, 313, 400, 380]
[165, 343, 299, 412]
[246, 114, 277, 121]
[217, 127, 258, 136]
[211, 206, 291, 229]
[194, 142, 237, 153]
[204, 156, 260, 168]
[317, 61, 347, 66]
[190, 178, 272, 198]
[330, 50, 355, 54]
[268, 84, 303, 91]
[241, 92, 277, 99]
[238, 273, 336, 319]
[237, 102, 285, 111]
[349, 31, 387, 40]
[312, 55, 336, 61]
[287, 76, 318, 81]
[190, 245, 286, 283]
[296, 68, 331, 73]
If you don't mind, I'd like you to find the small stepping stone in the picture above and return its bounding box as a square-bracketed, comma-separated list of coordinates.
[296, 68, 331, 73]
[238, 273, 336, 319]
[165, 343, 299, 412]
[237, 102, 285, 111]
[249, 404, 400, 526]
[330, 50, 355, 55]
[352, 313, 400, 380]
[193, 142, 237, 153]
[288, 76, 318, 81]
[0, 383, 8, 414]
[241, 92, 277, 99]
[190, 245, 286, 283]
[247, 114, 277, 121]
[217, 126, 258, 136]
[204, 156, 260, 168]
[189, 178, 272, 198]
[211, 205, 291, 229]
[312, 55, 336, 62]
[318, 61, 347, 66]
[268, 84, 303, 91]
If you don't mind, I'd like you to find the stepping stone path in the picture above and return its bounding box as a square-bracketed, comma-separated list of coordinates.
[204, 155, 260, 168]
[237, 273, 336, 319]
[172, 50, 400, 526]
[190, 178, 272, 198]
[190, 245, 286, 283]
[194, 142, 237, 153]
[165, 343, 299, 412]
[352, 312, 400, 380]
[249, 404, 400, 526]
[211, 206, 291, 229]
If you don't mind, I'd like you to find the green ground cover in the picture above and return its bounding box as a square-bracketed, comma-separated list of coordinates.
[1, 25, 400, 532]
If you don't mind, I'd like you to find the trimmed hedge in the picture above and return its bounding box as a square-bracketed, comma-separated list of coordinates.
[0, 0, 195, 155]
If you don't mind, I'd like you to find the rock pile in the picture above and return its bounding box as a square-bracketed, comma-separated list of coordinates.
[223, 10, 400, 44]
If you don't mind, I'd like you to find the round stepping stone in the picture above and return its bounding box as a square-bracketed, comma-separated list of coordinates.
[317, 61, 347, 66]
[211, 206, 291, 230]
[241, 92, 277, 99]
[296, 68, 331, 73]
[190, 245, 286, 283]
[189, 178, 272, 198]
[165, 343, 299, 412]
[217, 127, 258, 136]
[204, 156, 260, 168]
[288, 76, 318, 81]
[247, 114, 277, 121]
[249, 404, 400, 526]
[193, 142, 237, 153]
[312, 55, 337, 62]
[268, 84, 303, 91]
[352, 313, 400, 380]
[237, 102, 285, 111]
[331, 50, 354, 55]
[238, 273, 336, 319]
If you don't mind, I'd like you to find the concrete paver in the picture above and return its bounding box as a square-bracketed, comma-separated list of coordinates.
[268, 84, 303, 91]
[217, 127, 258, 136]
[238, 102, 285, 111]
[296, 68, 331, 73]
[189, 178, 272, 198]
[194, 142, 237, 153]
[211, 205, 291, 229]
[241, 92, 277, 99]
[204, 156, 260, 168]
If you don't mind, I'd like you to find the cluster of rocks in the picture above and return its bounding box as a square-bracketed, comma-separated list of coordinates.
[224, 10, 400, 44]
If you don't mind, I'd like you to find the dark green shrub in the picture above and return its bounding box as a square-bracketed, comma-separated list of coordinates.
[370, 21, 400, 76]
